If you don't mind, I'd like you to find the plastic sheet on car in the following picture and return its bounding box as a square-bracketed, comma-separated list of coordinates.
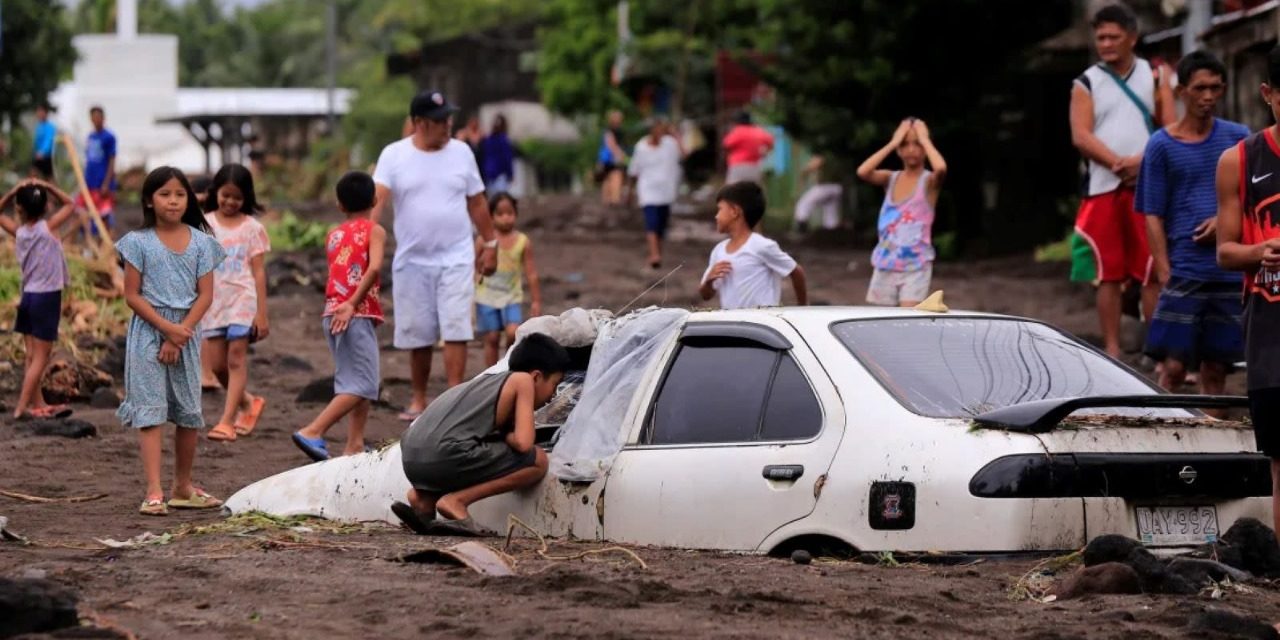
[549, 307, 689, 481]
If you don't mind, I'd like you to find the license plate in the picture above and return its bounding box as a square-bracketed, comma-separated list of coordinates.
[1135, 505, 1219, 546]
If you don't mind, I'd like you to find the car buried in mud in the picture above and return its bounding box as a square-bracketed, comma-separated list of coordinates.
[228, 306, 1272, 554]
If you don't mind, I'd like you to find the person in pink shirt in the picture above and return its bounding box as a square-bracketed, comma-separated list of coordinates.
[722, 111, 775, 185]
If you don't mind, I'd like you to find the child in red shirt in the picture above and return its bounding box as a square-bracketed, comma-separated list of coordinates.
[293, 172, 386, 461]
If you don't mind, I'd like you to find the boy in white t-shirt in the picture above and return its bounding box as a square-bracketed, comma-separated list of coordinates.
[700, 182, 807, 309]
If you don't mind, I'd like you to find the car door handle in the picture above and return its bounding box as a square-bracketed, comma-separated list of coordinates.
[763, 465, 804, 481]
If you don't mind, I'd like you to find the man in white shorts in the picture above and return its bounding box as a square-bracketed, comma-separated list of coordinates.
[373, 90, 498, 420]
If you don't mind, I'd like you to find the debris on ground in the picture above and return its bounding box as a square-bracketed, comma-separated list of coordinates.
[0, 576, 80, 637]
[0, 515, 26, 543]
[89, 386, 121, 409]
[402, 540, 516, 576]
[1052, 562, 1141, 600]
[0, 490, 107, 504]
[95, 532, 174, 549]
[504, 514, 647, 570]
[1043, 520, 1280, 602]
[13, 419, 98, 439]
[1186, 607, 1279, 639]
[1217, 518, 1280, 578]
[296, 376, 336, 404]
[43, 359, 114, 403]
[1010, 550, 1082, 602]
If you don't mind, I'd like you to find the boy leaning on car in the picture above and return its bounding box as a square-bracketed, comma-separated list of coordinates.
[1215, 44, 1280, 536]
[390, 333, 570, 536]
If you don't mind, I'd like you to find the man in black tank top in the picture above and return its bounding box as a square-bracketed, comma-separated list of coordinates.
[1216, 45, 1280, 536]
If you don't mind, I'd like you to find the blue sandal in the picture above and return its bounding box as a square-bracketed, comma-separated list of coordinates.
[291, 432, 330, 462]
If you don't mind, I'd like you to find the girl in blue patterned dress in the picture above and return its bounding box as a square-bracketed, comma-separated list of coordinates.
[117, 167, 226, 516]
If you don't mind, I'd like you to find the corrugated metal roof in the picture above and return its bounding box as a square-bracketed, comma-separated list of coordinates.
[158, 88, 354, 120]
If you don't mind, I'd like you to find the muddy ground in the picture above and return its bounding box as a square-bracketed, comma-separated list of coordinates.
[1, 195, 1272, 639]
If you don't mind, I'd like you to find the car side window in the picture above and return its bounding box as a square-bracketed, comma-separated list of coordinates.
[649, 344, 776, 444]
[647, 342, 822, 445]
[760, 355, 822, 440]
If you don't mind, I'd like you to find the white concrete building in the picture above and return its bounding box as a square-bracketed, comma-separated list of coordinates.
[49, 0, 350, 176]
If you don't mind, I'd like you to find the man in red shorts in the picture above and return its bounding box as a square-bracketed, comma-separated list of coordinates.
[1069, 4, 1173, 356]
[75, 106, 117, 236]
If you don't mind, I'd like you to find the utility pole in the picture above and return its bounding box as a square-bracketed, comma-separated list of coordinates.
[1182, 0, 1211, 55]
[672, 1, 699, 122]
[326, 0, 337, 134]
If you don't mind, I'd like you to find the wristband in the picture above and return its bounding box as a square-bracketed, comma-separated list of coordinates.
[482, 238, 498, 249]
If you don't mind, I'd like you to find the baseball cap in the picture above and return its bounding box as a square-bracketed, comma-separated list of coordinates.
[409, 90, 459, 120]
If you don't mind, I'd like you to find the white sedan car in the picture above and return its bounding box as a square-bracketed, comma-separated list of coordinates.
[228, 307, 1271, 553]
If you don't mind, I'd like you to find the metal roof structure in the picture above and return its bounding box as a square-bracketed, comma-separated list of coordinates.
[155, 88, 353, 123]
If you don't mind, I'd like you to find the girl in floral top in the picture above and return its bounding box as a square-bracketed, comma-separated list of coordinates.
[201, 164, 271, 442]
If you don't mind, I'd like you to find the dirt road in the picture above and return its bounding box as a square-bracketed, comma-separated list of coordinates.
[1, 197, 1272, 638]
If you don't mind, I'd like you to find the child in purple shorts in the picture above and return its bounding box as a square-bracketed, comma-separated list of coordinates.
[0, 179, 78, 420]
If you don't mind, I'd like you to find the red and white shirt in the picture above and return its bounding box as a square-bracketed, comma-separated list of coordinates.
[324, 217, 383, 324]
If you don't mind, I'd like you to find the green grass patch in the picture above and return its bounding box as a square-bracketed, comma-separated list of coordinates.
[266, 211, 330, 251]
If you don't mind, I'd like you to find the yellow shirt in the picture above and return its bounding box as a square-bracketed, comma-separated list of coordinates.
[475, 232, 527, 308]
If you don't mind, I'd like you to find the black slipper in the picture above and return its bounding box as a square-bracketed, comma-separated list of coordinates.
[390, 501, 435, 535]
[427, 517, 492, 537]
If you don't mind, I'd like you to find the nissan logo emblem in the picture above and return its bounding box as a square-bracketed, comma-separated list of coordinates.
[1178, 466, 1198, 485]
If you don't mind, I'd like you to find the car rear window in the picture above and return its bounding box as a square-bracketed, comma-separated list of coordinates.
[831, 317, 1181, 419]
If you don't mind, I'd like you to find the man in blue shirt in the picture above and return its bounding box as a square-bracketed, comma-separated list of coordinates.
[1136, 51, 1250, 402]
[31, 103, 56, 179]
[77, 105, 118, 230]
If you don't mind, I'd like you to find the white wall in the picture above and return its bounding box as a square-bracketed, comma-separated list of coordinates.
[52, 34, 206, 176]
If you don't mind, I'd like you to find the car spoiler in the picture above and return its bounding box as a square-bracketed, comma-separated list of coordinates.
[972, 395, 1250, 434]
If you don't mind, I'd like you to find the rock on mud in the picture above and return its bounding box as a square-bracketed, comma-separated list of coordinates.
[1083, 534, 1143, 567]
[90, 387, 121, 409]
[15, 419, 98, 439]
[296, 376, 336, 404]
[1166, 557, 1252, 585]
[1221, 518, 1280, 578]
[0, 577, 80, 637]
[1187, 608, 1279, 640]
[1053, 562, 1141, 599]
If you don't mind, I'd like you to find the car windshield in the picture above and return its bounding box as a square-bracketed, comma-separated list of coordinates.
[831, 317, 1187, 420]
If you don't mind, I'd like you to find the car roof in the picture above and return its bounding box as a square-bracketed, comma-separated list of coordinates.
[685, 306, 1015, 323]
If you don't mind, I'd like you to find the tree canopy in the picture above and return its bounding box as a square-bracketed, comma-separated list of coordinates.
[0, 0, 77, 125]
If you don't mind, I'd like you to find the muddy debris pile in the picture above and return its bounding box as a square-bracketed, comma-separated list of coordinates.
[1053, 518, 1280, 600]
[0, 576, 80, 637]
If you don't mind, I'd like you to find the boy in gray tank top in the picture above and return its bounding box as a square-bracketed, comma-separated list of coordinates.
[393, 333, 570, 534]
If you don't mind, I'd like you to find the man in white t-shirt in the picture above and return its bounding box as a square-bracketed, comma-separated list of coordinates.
[700, 181, 807, 309]
[372, 90, 499, 420]
[628, 117, 684, 269]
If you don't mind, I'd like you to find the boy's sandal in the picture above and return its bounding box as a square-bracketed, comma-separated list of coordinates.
[390, 501, 436, 535]
[397, 411, 422, 423]
[139, 498, 168, 516]
[428, 517, 492, 538]
[234, 396, 267, 436]
[167, 489, 223, 510]
[291, 431, 331, 462]
[207, 423, 237, 441]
